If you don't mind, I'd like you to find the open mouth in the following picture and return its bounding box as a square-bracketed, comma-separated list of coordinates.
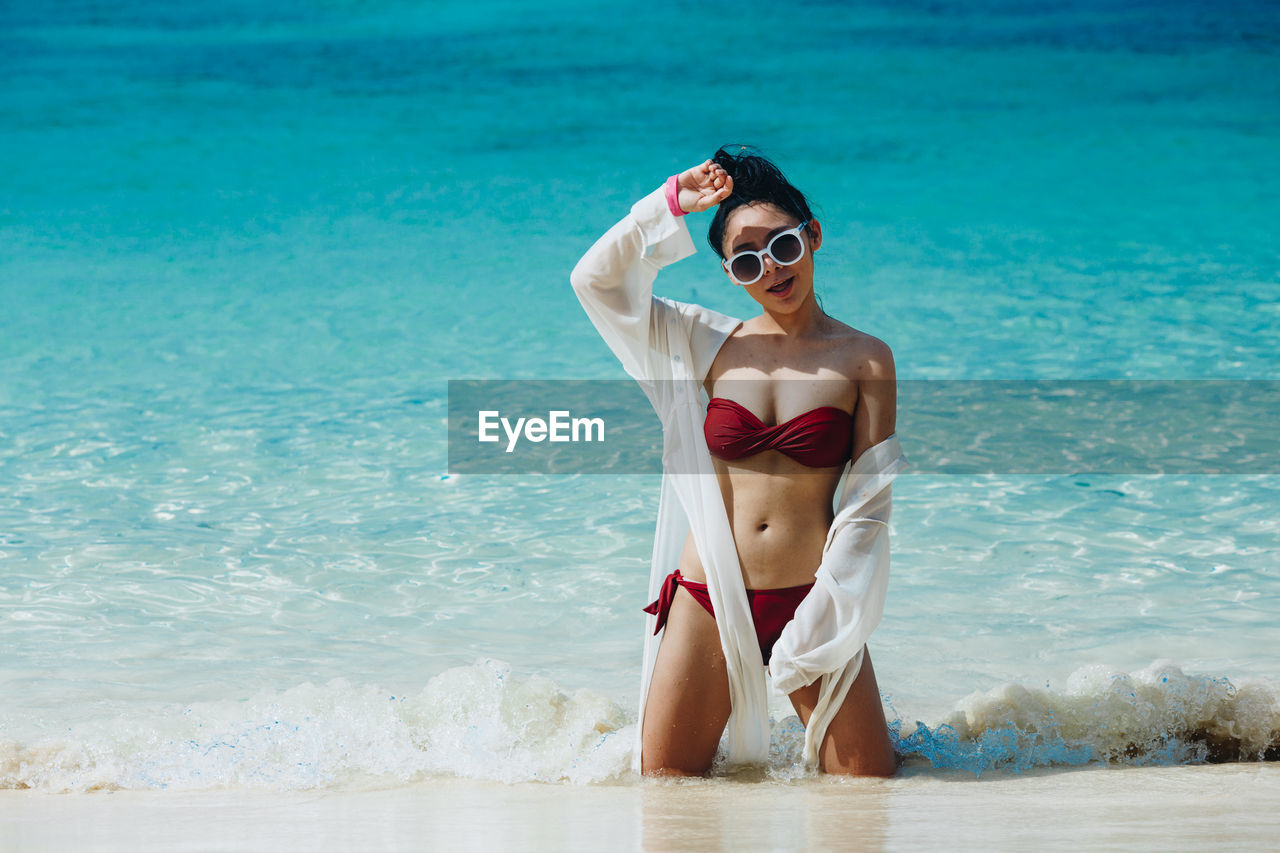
[766, 276, 794, 295]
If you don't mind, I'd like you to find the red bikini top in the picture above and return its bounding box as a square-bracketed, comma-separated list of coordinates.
[704, 397, 853, 469]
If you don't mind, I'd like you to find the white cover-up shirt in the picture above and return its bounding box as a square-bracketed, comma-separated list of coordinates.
[570, 185, 907, 770]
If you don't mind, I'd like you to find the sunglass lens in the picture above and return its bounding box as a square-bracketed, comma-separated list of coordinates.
[730, 255, 761, 284]
[772, 233, 803, 265]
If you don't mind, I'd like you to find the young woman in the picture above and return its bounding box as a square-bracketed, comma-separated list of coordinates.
[570, 147, 905, 777]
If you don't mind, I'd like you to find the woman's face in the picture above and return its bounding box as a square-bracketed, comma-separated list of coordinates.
[719, 202, 822, 313]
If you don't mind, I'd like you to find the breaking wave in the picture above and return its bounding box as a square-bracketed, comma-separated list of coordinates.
[3, 660, 1276, 791]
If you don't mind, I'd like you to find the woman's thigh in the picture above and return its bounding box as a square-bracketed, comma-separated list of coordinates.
[788, 648, 897, 776]
[640, 586, 732, 776]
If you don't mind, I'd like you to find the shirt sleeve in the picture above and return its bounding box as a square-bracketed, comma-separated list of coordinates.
[768, 438, 905, 695]
[569, 185, 698, 382]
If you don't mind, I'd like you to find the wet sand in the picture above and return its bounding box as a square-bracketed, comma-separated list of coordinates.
[3, 763, 1278, 852]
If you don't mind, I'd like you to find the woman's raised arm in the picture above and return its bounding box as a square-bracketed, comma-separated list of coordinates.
[568, 161, 732, 381]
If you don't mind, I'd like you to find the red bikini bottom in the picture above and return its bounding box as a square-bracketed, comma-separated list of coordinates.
[642, 569, 814, 666]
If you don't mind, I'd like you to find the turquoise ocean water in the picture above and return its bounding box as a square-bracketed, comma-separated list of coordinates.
[2, 0, 1278, 789]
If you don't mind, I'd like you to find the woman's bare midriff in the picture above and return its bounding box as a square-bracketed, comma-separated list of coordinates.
[676, 451, 843, 590]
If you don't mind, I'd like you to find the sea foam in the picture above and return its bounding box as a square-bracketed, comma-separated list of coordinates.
[896, 661, 1280, 774]
[1, 661, 633, 792]
[2, 661, 1276, 791]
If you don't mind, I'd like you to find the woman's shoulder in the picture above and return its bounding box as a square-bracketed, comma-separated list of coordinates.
[822, 318, 895, 380]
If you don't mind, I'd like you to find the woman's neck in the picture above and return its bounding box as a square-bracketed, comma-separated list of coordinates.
[755, 293, 828, 339]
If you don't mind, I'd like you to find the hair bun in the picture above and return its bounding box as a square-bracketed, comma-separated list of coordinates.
[706, 145, 814, 259]
[713, 145, 774, 188]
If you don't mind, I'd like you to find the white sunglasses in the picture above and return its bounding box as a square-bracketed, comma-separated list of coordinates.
[722, 220, 810, 286]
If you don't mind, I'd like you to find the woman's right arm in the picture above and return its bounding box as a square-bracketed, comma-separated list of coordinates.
[569, 161, 731, 381]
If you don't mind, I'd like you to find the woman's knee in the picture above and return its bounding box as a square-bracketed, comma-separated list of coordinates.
[640, 756, 713, 777]
[819, 748, 898, 778]
[640, 701, 725, 777]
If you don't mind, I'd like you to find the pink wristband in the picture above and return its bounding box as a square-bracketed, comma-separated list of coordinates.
[665, 175, 687, 217]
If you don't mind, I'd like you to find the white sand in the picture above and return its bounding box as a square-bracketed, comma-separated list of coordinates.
[2, 764, 1278, 852]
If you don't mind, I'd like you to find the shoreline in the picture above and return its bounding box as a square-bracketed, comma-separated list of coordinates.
[3, 764, 1278, 852]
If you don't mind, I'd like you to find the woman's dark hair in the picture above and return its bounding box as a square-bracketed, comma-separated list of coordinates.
[707, 145, 815, 259]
